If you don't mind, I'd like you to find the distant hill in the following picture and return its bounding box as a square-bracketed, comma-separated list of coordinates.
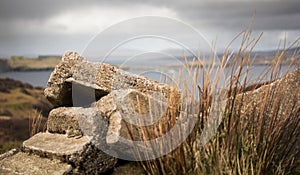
[0, 60, 10, 72]
[251, 46, 300, 61]
[160, 47, 300, 65]
[213, 46, 300, 65]
[0, 47, 299, 73]
[0, 56, 61, 72]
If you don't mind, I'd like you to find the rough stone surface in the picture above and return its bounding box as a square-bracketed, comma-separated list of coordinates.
[0, 149, 18, 161]
[45, 89, 178, 155]
[46, 106, 108, 141]
[235, 68, 300, 163]
[44, 51, 181, 153]
[44, 52, 83, 107]
[94, 89, 177, 143]
[23, 132, 89, 158]
[22, 132, 117, 174]
[44, 51, 180, 107]
[237, 68, 300, 121]
[47, 107, 83, 137]
[0, 152, 72, 175]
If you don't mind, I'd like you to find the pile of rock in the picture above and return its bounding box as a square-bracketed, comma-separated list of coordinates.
[1, 51, 298, 174]
[0, 51, 181, 174]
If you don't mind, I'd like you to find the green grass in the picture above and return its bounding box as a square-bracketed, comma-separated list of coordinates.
[0, 141, 22, 154]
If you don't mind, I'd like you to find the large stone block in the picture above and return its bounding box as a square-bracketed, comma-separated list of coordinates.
[46, 106, 108, 139]
[44, 51, 180, 108]
[95, 89, 177, 143]
[47, 107, 94, 138]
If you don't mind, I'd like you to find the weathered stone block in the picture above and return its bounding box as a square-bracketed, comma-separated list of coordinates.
[22, 132, 117, 174]
[44, 51, 180, 108]
[47, 107, 83, 137]
[46, 106, 109, 139]
[94, 89, 177, 143]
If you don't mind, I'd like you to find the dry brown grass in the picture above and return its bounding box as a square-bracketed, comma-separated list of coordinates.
[29, 111, 47, 137]
[135, 28, 300, 174]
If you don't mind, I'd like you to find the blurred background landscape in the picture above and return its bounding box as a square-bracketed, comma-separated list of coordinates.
[0, 0, 299, 167]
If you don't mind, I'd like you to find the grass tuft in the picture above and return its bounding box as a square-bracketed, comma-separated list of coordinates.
[135, 28, 300, 174]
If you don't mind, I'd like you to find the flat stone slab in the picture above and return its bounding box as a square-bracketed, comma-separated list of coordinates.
[23, 132, 89, 157]
[23, 132, 117, 174]
[0, 151, 72, 175]
[44, 51, 180, 107]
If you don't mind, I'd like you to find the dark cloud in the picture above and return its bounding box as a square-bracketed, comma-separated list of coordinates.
[0, 0, 299, 56]
[0, 0, 64, 20]
[170, 1, 300, 30]
[1, 0, 299, 30]
[0, 0, 145, 20]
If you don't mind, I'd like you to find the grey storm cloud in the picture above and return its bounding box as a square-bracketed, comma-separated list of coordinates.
[0, 0, 299, 56]
[0, 0, 300, 22]
[0, 0, 144, 20]
[170, 1, 300, 30]
[0, 0, 299, 30]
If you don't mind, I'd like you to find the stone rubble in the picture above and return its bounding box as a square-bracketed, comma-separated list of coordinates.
[0, 51, 181, 174]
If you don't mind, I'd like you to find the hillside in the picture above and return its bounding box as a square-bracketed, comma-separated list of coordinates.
[1, 47, 299, 73]
[0, 78, 52, 151]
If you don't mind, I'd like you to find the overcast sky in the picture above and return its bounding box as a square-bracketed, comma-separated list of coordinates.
[0, 0, 299, 57]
